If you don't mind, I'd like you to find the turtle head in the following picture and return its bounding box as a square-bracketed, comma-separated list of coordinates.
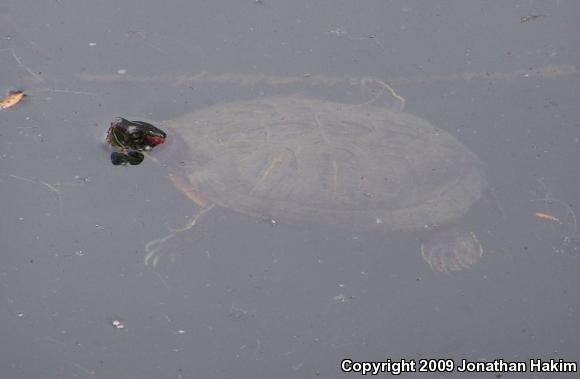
[106, 117, 167, 152]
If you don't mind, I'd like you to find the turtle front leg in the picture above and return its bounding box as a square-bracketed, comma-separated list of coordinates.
[144, 233, 178, 267]
[168, 172, 209, 208]
[143, 173, 214, 267]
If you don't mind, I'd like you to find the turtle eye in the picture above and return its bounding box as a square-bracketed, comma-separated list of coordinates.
[129, 130, 144, 142]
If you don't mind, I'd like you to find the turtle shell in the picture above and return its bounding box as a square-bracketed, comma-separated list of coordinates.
[165, 96, 487, 231]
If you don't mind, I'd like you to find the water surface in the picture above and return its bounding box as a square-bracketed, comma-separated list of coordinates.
[1, 1, 579, 378]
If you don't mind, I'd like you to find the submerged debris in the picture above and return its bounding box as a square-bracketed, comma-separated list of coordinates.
[534, 212, 561, 224]
[520, 14, 545, 23]
[532, 179, 579, 254]
[111, 319, 125, 329]
[333, 293, 353, 304]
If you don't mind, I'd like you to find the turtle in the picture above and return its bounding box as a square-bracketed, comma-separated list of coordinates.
[105, 117, 166, 165]
[108, 91, 486, 273]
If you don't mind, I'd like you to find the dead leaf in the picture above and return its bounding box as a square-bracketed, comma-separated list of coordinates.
[0, 90, 26, 109]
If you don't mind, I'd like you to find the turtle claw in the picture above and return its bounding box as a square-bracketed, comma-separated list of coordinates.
[421, 231, 483, 273]
[144, 233, 176, 267]
[143, 204, 214, 267]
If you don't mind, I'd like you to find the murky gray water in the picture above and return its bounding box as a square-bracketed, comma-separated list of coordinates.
[1, 1, 579, 378]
